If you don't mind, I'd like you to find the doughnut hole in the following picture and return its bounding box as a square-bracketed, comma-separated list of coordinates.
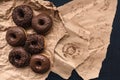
[18, 9, 25, 18]
[38, 19, 45, 25]
[10, 33, 17, 40]
[14, 54, 21, 62]
[36, 61, 42, 66]
[31, 40, 37, 46]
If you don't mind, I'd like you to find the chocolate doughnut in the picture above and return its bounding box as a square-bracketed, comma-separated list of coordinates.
[30, 55, 50, 74]
[24, 34, 44, 54]
[32, 13, 53, 34]
[6, 27, 26, 47]
[9, 47, 30, 68]
[12, 5, 33, 28]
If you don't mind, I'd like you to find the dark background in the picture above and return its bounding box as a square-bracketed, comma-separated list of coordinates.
[46, 0, 120, 80]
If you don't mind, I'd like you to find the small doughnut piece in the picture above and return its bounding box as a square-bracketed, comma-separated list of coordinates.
[30, 55, 50, 74]
[12, 5, 33, 28]
[9, 47, 30, 68]
[32, 13, 53, 34]
[24, 34, 44, 54]
[6, 27, 26, 47]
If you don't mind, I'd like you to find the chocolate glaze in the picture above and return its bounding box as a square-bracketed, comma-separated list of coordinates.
[24, 34, 44, 54]
[32, 13, 53, 34]
[9, 47, 30, 68]
[6, 27, 27, 47]
[12, 5, 33, 28]
[30, 55, 50, 74]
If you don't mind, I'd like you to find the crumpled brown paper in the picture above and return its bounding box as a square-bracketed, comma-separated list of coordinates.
[0, 0, 118, 80]
[0, 0, 66, 80]
[57, 0, 117, 79]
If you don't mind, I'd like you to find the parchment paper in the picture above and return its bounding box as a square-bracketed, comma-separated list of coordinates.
[0, 0, 66, 80]
[57, 0, 117, 79]
[0, 0, 118, 80]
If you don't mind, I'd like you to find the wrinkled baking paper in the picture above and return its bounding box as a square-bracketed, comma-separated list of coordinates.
[57, 0, 117, 79]
[0, 0, 117, 80]
[0, 0, 66, 80]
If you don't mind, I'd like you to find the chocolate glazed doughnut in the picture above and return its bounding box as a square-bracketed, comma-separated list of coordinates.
[30, 55, 50, 74]
[32, 13, 53, 34]
[24, 34, 44, 54]
[6, 27, 27, 47]
[12, 5, 33, 28]
[9, 47, 30, 68]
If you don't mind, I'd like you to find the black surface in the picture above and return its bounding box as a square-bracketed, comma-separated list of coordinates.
[48, 0, 72, 7]
[68, 70, 83, 80]
[46, 70, 83, 80]
[46, 71, 65, 80]
[98, 0, 120, 80]
[46, 0, 120, 80]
